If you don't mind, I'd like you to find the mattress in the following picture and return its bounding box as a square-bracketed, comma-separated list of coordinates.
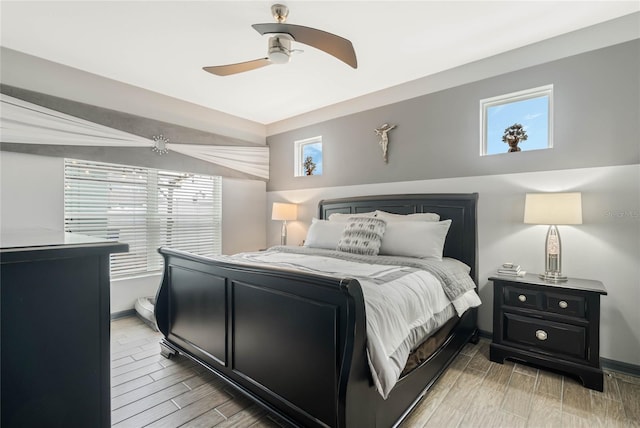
[401, 315, 460, 377]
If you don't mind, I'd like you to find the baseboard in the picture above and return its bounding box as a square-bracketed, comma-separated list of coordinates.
[477, 329, 639, 378]
[601, 357, 640, 378]
[478, 329, 492, 339]
[110, 309, 135, 320]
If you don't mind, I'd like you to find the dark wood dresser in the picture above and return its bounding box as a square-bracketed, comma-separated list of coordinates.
[489, 273, 607, 391]
[1, 230, 128, 428]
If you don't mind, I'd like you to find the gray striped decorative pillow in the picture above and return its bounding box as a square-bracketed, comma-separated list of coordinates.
[336, 217, 387, 256]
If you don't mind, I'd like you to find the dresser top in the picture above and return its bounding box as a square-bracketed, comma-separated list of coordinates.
[2, 229, 106, 248]
[1, 229, 128, 262]
[489, 273, 607, 295]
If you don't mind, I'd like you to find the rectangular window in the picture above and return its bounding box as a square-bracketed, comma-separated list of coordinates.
[294, 136, 322, 176]
[64, 159, 221, 279]
[480, 85, 553, 156]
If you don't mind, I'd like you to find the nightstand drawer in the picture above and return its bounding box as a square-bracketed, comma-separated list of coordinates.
[503, 313, 586, 359]
[504, 286, 541, 310]
[545, 293, 585, 318]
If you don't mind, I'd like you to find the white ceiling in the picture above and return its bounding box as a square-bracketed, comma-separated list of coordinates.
[1, 1, 638, 125]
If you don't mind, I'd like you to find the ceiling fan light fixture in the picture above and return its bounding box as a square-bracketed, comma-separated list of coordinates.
[268, 36, 291, 64]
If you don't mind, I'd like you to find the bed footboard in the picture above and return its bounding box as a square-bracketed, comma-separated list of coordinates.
[154, 247, 370, 427]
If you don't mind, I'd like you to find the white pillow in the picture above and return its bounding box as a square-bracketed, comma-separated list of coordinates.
[375, 210, 440, 222]
[303, 219, 346, 249]
[336, 217, 387, 256]
[379, 220, 452, 260]
[328, 211, 376, 222]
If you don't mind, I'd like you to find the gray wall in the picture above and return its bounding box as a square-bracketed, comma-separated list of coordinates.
[1, 85, 266, 180]
[265, 40, 640, 368]
[267, 40, 639, 191]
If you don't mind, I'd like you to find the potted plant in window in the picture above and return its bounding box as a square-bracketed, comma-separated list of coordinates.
[502, 123, 528, 152]
[303, 156, 316, 175]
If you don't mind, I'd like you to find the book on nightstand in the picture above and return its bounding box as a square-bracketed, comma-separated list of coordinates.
[496, 263, 526, 277]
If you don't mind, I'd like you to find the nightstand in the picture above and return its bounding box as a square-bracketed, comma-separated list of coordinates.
[489, 273, 607, 391]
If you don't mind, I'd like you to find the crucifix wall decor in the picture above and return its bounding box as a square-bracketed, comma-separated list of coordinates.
[374, 123, 396, 163]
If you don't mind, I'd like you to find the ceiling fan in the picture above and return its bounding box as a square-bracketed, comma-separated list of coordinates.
[203, 4, 358, 76]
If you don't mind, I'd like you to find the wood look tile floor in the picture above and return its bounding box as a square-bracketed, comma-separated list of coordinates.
[112, 317, 640, 428]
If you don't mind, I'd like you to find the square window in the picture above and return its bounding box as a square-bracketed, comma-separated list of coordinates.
[294, 136, 322, 176]
[480, 85, 553, 156]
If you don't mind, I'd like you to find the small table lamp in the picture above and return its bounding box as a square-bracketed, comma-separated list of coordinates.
[272, 202, 297, 245]
[524, 192, 582, 282]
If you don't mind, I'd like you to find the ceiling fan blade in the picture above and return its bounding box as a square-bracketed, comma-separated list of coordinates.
[252, 23, 357, 69]
[203, 58, 271, 76]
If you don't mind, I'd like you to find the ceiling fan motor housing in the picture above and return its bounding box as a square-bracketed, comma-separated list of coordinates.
[268, 35, 291, 64]
[203, 3, 357, 76]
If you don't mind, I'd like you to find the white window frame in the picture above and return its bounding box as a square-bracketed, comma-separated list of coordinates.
[480, 84, 554, 156]
[64, 159, 222, 279]
[294, 136, 322, 177]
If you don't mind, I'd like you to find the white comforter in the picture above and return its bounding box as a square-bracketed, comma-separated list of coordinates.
[225, 247, 481, 398]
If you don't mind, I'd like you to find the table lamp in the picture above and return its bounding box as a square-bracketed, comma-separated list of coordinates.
[272, 202, 297, 245]
[524, 192, 582, 282]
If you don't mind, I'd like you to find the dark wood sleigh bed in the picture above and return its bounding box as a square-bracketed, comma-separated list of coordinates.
[154, 193, 479, 427]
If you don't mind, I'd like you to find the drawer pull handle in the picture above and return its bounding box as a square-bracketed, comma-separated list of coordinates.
[518, 295, 527, 302]
[559, 300, 568, 309]
[535, 330, 548, 341]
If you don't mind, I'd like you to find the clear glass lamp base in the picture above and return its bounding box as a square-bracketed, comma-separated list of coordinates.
[539, 271, 568, 282]
[280, 221, 288, 246]
[541, 225, 568, 282]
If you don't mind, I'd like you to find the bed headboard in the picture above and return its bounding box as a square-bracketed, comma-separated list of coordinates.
[318, 193, 479, 285]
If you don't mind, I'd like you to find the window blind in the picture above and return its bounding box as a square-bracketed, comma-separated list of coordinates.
[64, 159, 221, 279]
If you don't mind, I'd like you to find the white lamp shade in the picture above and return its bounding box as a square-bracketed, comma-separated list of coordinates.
[524, 192, 583, 225]
[272, 202, 297, 221]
